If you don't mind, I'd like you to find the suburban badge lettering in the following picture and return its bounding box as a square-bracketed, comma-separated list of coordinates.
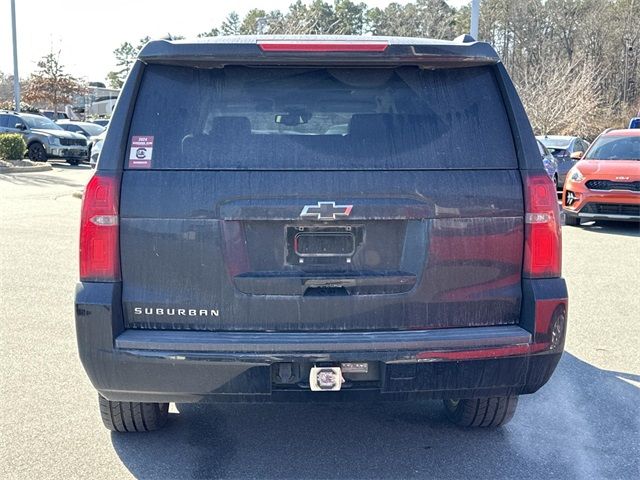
[133, 307, 220, 317]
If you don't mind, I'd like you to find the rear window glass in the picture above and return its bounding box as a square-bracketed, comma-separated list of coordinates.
[128, 64, 516, 170]
[539, 138, 570, 149]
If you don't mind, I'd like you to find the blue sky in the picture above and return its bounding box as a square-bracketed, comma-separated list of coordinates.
[1, 0, 469, 83]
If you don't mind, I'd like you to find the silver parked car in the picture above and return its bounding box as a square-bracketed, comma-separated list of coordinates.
[536, 139, 558, 181]
[536, 135, 590, 189]
[57, 120, 106, 158]
[89, 131, 106, 168]
[0, 111, 88, 165]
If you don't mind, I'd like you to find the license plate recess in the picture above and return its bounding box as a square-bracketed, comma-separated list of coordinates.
[286, 225, 363, 265]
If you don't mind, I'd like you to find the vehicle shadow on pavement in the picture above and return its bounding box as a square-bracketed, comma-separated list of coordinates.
[0, 169, 88, 188]
[571, 220, 640, 237]
[50, 162, 92, 170]
[110, 353, 639, 480]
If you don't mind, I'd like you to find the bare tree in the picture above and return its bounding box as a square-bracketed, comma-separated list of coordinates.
[22, 52, 86, 114]
[517, 59, 609, 139]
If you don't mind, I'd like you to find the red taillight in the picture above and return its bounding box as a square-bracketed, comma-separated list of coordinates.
[79, 174, 120, 281]
[257, 41, 388, 52]
[523, 173, 562, 278]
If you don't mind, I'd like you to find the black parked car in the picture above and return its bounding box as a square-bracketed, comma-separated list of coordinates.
[537, 135, 590, 189]
[76, 35, 567, 432]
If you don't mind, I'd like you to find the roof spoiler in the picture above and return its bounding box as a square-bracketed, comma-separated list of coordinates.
[138, 35, 500, 68]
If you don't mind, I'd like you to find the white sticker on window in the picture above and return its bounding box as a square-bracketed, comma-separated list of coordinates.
[128, 136, 154, 168]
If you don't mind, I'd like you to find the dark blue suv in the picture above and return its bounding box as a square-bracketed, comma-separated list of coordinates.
[75, 35, 568, 432]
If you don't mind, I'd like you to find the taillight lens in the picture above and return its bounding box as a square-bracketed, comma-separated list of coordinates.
[79, 174, 120, 281]
[523, 173, 562, 278]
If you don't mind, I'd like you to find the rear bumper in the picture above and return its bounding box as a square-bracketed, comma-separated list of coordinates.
[75, 279, 567, 403]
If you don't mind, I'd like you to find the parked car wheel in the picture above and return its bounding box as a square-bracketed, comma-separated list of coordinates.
[564, 215, 580, 226]
[28, 142, 47, 162]
[443, 396, 518, 427]
[67, 159, 80, 166]
[98, 394, 168, 432]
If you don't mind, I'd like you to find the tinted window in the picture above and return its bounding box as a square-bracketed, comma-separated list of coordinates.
[579, 140, 589, 152]
[21, 114, 63, 130]
[539, 138, 570, 149]
[80, 123, 105, 136]
[9, 115, 21, 129]
[585, 136, 640, 160]
[547, 148, 568, 158]
[0, 114, 20, 128]
[64, 123, 84, 134]
[128, 65, 516, 170]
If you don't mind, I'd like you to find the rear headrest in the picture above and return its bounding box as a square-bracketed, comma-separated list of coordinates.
[181, 133, 210, 156]
[348, 113, 393, 138]
[209, 116, 252, 136]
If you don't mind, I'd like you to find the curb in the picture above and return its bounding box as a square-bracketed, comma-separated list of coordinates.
[0, 164, 53, 174]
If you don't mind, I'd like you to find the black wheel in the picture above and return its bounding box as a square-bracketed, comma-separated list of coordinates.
[443, 396, 518, 427]
[28, 142, 47, 162]
[564, 215, 580, 226]
[98, 394, 169, 432]
[67, 158, 80, 166]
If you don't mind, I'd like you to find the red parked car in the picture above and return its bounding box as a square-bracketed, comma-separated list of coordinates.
[563, 129, 640, 225]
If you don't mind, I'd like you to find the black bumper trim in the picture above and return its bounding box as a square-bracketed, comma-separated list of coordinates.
[115, 325, 531, 354]
[577, 212, 639, 221]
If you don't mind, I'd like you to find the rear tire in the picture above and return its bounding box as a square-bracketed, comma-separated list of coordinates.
[443, 396, 518, 427]
[564, 215, 580, 226]
[98, 394, 169, 432]
[67, 158, 80, 166]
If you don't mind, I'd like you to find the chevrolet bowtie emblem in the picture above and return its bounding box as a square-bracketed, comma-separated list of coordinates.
[300, 201, 353, 220]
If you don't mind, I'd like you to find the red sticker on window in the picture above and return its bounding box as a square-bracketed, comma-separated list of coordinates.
[128, 136, 154, 168]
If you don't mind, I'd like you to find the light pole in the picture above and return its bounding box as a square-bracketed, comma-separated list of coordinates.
[11, 0, 20, 112]
[623, 41, 630, 104]
[471, 0, 480, 39]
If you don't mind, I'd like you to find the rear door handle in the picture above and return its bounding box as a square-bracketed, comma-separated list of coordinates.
[233, 271, 417, 295]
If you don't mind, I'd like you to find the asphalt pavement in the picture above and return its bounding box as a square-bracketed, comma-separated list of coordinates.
[1, 164, 638, 479]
